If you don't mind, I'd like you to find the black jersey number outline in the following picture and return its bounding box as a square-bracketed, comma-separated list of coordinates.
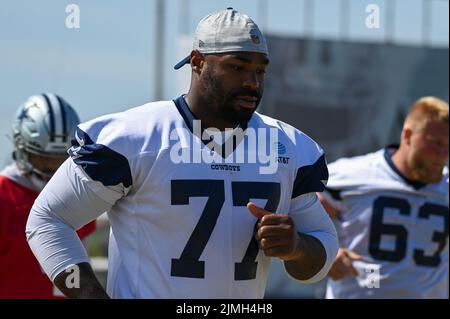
[369, 196, 449, 267]
[171, 180, 280, 279]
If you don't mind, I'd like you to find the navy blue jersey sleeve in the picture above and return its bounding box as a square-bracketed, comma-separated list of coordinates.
[292, 154, 328, 199]
[68, 127, 132, 188]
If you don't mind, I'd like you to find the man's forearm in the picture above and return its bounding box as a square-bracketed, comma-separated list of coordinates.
[54, 262, 110, 299]
[283, 233, 326, 281]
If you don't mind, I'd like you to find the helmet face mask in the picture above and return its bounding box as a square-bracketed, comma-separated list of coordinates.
[12, 93, 80, 180]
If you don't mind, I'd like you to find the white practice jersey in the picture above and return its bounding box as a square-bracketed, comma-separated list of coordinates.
[324, 147, 449, 299]
[29, 96, 337, 298]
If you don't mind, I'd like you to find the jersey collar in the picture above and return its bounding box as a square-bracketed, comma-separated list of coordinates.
[173, 95, 249, 158]
[383, 145, 426, 190]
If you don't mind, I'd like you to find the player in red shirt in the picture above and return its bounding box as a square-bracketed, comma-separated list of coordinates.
[0, 93, 95, 298]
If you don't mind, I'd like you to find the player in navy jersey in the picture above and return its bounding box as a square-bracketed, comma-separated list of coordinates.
[26, 8, 338, 298]
[319, 96, 449, 298]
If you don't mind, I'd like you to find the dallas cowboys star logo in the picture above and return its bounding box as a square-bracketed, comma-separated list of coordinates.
[18, 107, 29, 121]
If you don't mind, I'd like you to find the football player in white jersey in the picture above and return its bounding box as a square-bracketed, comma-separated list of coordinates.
[319, 96, 449, 299]
[26, 8, 338, 298]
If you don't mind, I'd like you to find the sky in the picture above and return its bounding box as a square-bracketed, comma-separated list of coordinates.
[0, 0, 448, 166]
